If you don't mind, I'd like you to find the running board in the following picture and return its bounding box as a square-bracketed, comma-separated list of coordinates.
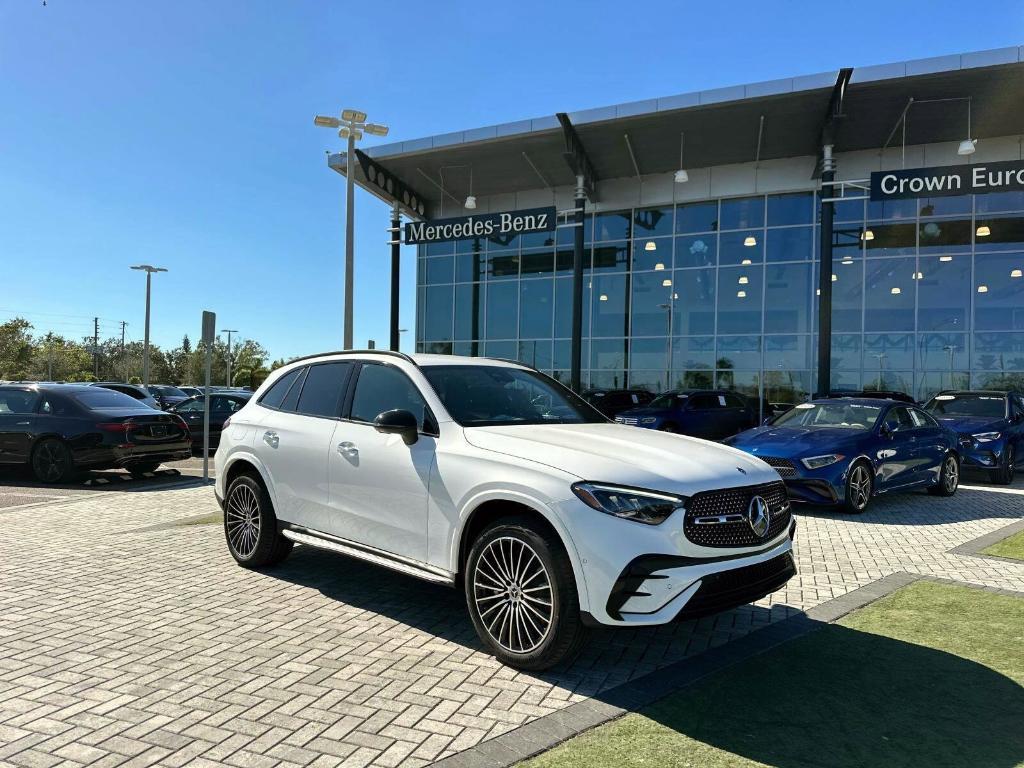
[281, 527, 455, 586]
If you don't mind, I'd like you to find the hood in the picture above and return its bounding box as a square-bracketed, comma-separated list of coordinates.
[727, 425, 868, 458]
[931, 415, 1004, 435]
[616, 406, 671, 419]
[462, 422, 779, 496]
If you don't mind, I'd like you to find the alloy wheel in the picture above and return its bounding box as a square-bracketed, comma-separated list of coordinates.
[945, 456, 959, 493]
[226, 484, 261, 559]
[849, 464, 871, 510]
[35, 443, 67, 482]
[473, 536, 553, 654]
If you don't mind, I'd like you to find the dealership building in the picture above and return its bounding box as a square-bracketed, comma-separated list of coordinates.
[329, 47, 1024, 408]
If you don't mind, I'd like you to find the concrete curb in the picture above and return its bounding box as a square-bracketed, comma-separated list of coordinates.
[949, 518, 1024, 564]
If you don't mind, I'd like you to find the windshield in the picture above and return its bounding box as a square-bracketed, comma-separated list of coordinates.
[926, 394, 1005, 419]
[650, 392, 687, 408]
[421, 365, 606, 427]
[148, 385, 186, 397]
[74, 389, 147, 410]
[772, 401, 882, 429]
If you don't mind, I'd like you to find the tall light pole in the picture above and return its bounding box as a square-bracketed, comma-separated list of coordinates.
[314, 110, 389, 349]
[221, 329, 238, 387]
[130, 265, 167, 386]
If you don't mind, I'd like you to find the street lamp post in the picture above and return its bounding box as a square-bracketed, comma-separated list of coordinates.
[130, 265, 167, 387]
[314, 110, 390, 349]
[221, 329, 238, 387]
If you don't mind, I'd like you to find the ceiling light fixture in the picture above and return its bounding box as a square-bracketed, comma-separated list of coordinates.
[976, 224, 991, 237]
[654, 262, 665, 270]
[599, 294, 608, 301]
[674, 132, 689, 183]
[743, 235, 757, 247]
[977, 285, 989, 293]
[832, 274, 838, 282]
[464, 167, 476, 209]
[891, 287, 901, 295]
[741, 258, 753, 265]
[1011, 269, 1023, 278]
[662, 279, 672, 287]
[861, 229, 875, 241]
[645, 241, 657, 251]
[737, 290, 747, 298]
[940, 255, 953, 262]
[738, 276, 749, 284]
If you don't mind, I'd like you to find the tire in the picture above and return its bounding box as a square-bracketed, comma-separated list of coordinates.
[990, 444, 1015, 485]
[841, 461, 873, 514]
[128, 461, 161, 477]
[929, 453, 960, 496]
[465, 516, 588, 671]
[223, 473, 293, 568]
[31, 438, 74, 483]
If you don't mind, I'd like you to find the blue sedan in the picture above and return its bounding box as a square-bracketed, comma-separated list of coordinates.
[923, 390, 1023, 485]
[724, 398, 961, 513]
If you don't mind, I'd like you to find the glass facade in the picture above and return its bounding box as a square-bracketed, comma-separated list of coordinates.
[417, 187, 1024, 409]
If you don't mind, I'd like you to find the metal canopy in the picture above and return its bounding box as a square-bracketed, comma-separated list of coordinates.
[329, 53, 1024, 218]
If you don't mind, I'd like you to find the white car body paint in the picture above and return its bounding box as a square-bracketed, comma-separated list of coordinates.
[215, 352, 795, 627]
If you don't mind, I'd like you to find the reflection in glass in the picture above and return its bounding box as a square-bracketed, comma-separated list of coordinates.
[592, 242, 630, 273]
[593, 211, 632, 242]
[675, 234, 716, 268]
[718, 266, 763, 334]
[767, 193, 814, 226]
[917, 256, 970, 331]
[519, 279, 553, 339]
[720, 230, 764, 266]
[721, 196, 764, 230]
[591, 274, 629, 337]
[454, 283, 484, 343]
[672, 336, 715, 370]
[864, 222, 916, 257]
[486, 281, 518, 339]
[974, 215, 1024, 253]
[425, 255, 455, 284]
[423, 284, 454, 341]
[764, 263, 812, 334]
[630, 272, 674, 337]
[917, 333, 966, 372]
[918, 218, 971, 254]
[633, 207, 673, 238]
[973, 332, 1024, 372]
[672, 268, 716, 335]
[676, 201, 718, 233]
[766, 227, 813, 263]
[974, 253, 1024, 330]
[716, 336, 762, 370]
[831, 334, 861, 371]
[865, 258, 915, 331]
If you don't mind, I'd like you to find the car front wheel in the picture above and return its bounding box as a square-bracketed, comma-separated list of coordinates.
[841, 461, 873, 514]
[224, 474, 293, 568]
[465, 516, 587, 671]
[991, 444, 1015, 485]
[929, 454, 960, 496]
[31, 438, 74, 483]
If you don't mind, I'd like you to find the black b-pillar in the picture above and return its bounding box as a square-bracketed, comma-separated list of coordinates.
[816, 144, 835, 397]
[389, 202, 401, 351]
[570, 176, 586, 393]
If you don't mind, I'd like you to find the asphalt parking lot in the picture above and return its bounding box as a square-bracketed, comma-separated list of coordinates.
[1, 467, 1022, 768]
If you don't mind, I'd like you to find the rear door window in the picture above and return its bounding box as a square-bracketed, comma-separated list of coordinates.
[295, 363, 352, 418]
[349, 364, 431, 431]
[0, 390, 39, 414]
[689, 394, 721, 409]
[260, 369, 301, 410]
[279, 368, 308, 412]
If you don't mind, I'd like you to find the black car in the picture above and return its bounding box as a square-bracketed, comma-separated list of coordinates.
[169, 392, 251, 449]
[923, 390, 1023, 484]
[0, 384, 192, 482]
[580, 388, 655, 418]
[146, 385, 190, 410]
[615, 389, 757, 439]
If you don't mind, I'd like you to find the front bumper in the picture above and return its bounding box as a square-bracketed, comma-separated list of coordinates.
[555, 488, 796, 627]
[957, 437, 1007, 471]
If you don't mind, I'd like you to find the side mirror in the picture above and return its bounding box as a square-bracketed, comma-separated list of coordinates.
[374, 409, 419, 445]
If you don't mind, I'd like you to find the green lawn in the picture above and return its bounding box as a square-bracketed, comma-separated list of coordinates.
[521, 580, 1024, 768]
[983, 530, 1024, 561]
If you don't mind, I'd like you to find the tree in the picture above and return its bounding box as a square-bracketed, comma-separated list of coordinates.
[0, 318, 35, 380]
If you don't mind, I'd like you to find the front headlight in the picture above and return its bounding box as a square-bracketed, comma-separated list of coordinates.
[640, 417, 658, 424]
[801, 454, 845, 470]
[571, 482, 686, 525]
[972, 432, 1001, 443]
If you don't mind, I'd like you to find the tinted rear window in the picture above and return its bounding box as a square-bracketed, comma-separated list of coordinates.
[260, 369, 301, 409]
[74, 390, 146, 410]
[296, 363, 352, 418]
[0, 390, 38, 414]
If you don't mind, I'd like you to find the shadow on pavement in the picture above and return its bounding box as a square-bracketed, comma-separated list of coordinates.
[0, 465, 208, 493]
[632, 620, 1024, 768]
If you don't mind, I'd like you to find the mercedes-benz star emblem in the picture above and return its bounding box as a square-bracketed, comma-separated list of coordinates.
[747, 495, 771, 538]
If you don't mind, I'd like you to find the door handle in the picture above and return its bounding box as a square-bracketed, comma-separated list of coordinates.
[263, 430, 279, 448]
[16, 421, 30, 426]
[337, 441, 359, 457]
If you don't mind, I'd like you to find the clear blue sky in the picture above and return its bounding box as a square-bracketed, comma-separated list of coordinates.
[2, 1, 1022, 361]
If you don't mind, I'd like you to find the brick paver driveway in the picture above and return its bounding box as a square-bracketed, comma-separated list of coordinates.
[1, 477, 1023, 767]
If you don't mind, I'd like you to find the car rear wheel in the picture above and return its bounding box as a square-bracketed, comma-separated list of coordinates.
[929, 454, 960, 496]
[991, 445, 1015, 485]
[841, 461, 873, 514]
[31, 439, 74, 483]
[465, 516, 587, 671]
[224, 474, 293, 568]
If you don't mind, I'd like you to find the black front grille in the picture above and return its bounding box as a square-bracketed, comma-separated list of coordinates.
[684, 481, 791, 548]
[758, 456, 798, 478]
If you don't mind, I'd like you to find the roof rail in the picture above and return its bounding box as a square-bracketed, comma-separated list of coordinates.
[280, 349, 418, 367]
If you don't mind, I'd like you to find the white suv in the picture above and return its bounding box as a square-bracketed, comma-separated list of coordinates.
[214, 352, 796, 670]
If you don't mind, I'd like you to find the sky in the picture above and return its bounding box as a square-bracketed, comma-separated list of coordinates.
[1, 1, 1023, 362]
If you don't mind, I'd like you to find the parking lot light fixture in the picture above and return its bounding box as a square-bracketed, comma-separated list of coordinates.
[130, 265, 167, 387]
[315, 108, 390, 349]
[221, 329, 239, 386]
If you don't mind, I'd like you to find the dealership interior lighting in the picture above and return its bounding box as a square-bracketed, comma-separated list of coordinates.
[674, 132, 689, 183]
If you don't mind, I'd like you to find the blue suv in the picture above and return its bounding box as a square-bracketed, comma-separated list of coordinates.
[725, 398, 961, 513]
[923, 390, 1023, 484]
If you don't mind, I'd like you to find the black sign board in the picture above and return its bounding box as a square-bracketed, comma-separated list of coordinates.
[870, 160, 1024, 201]
[405, 207, 556, 245]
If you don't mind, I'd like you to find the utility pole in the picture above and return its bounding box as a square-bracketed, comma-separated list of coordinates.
[120, 321, 129, 382]
[221, 329, 238, 387]
[130, 265, 167, 387]
[93, 317, 100, 379]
